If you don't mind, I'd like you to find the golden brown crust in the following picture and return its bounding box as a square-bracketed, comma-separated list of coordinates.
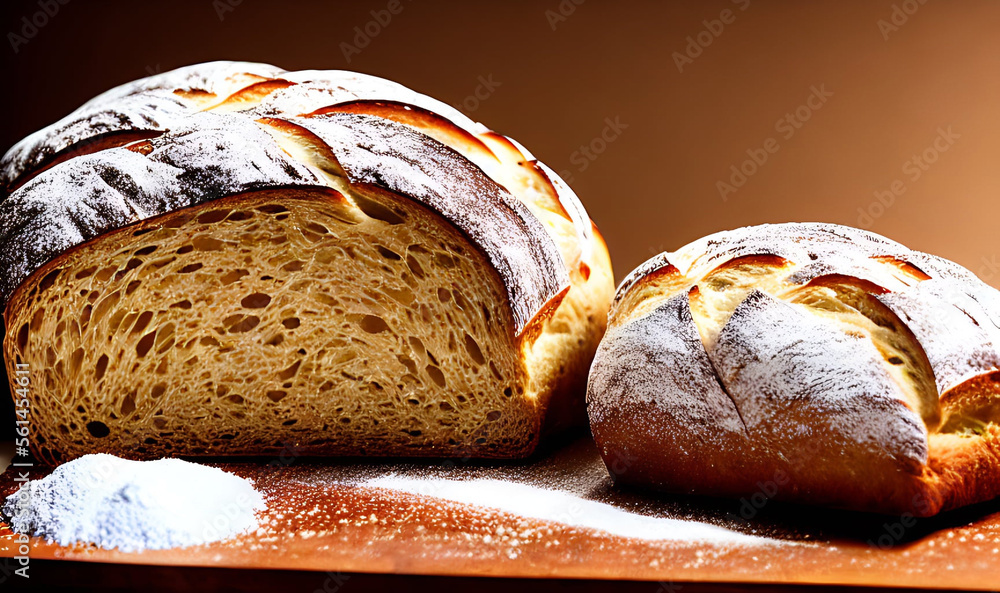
[589, 223, 1000, 515]
[0, 63, 614, 460]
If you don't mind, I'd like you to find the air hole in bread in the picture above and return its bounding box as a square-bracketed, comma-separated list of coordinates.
[150, 257, 176, 270]
[130, 311, 155, 336]
[221, 269, 250, 285]
[136, 331, 157, 357]
[197, 210, 231, 224]
[359, 315, 389, 333]
[95, 354, 109, 382]
[377, 246, 401, 260]
[68, 348, 84, 376]
[305, 222, 330, 235]
[278, 361, 301, 381]
[75, 266, 98, 279]
[241, 292, 272, 309]
[406, 255, 425, 279]
[95, 266, 116, 282]
[6, 188, 536, 462]
[225, 315, 260, 333]
[38, 269, 61, 291]
[121, 393, 136, 416]
[193, 236, 226, 251]
[86, 421, 110, 438]
[16, 323, 29, 351]
[352, 194, 404, 225]
[464, 334, 485, 365]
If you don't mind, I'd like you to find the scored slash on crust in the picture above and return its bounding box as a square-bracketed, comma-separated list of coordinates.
[590, 222, 1000, 515]
[0, 62, 592, 339]
[0, 61, 616, 462]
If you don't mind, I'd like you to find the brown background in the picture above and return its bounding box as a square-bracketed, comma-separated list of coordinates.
[2, 0, 999, 287]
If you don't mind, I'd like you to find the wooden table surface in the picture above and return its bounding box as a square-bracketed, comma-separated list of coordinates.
[1, 434, 998, 591]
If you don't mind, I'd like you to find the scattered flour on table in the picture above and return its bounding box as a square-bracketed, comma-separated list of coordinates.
[363, 475, 772, 545]
[1, 454, 265, 552]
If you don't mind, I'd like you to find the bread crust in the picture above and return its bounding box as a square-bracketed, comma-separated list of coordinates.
[1, 62, 613, 460]
[589, 223, 1000, 515]
[1, 61, 285, 195]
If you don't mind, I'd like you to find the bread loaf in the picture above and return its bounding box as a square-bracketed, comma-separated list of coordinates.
[0, 62, 614, 463]
[587, 223, 999, 515]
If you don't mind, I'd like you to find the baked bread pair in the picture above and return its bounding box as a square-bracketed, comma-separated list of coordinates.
[3, 63, 998, 517]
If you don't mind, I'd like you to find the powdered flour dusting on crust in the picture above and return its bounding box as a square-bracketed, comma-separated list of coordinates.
[0, 62, 576, 339]
[1, 62, 284, 189]
[590, 222, 1000, 514]
[709, 289, 928, 469]
[0, 112, 321, 303]
[589, 291, 746, 439]
[290, 112, 568, 333]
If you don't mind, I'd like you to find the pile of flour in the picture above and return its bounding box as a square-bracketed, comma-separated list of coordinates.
[1, 454, 265, 552]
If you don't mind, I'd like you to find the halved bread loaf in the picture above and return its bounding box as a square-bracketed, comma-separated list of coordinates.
[588, 223, 1000, 515]
[0, 63, 614, 463]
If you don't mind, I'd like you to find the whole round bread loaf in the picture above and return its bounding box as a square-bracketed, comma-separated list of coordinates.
[587, 223, 1000, 516]
[0, 62, 614, 463]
